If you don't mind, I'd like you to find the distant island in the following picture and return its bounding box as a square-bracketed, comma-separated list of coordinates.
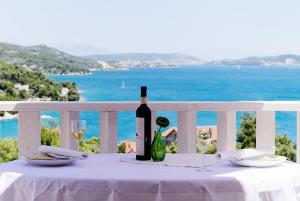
[85, 53, 204, 68]
[2, 42, 300, 76]
[85, 53, 300, 68]
[208, 54, 300, 67]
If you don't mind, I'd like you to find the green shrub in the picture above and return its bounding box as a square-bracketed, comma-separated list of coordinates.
[165, 141, 217, 154]
[41, 126, 60, 146]
[0, 127, 102, 162]
[79, 137, 100, 154]
[117, 143, 126, 153]
[0, 139, 18, 162]
[204, 143, 217, 154]
[166, 141, 178, 153]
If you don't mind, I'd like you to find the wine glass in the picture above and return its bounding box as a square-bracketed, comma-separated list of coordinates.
[71, 120, 86, 142]
[196, 132, 212, 171]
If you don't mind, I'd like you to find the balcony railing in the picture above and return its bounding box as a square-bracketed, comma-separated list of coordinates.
[1, 101, 300, 162]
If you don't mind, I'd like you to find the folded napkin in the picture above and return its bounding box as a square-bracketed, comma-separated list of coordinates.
[25, 153, 53, 160]
[217, 146, 275, 160]
[39, 145, 88, 159]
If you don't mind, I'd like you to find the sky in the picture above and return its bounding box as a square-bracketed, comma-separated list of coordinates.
[1, 0, 300, 60]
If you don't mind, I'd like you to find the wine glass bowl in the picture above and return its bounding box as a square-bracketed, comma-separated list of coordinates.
[71, 120, 87, 142]
[196, 136, 211, 154]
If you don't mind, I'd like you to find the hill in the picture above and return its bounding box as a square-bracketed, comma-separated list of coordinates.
[0, 61, 79, 101]
[86, 53, 203, 67]
[209, 54, 300, 66]
[0, 42, 104, 74]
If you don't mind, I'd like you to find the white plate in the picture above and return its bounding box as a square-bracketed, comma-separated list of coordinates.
[46, 152, 72, 159]
[24, 158, 76, 166]
[228, 155, 286, 167]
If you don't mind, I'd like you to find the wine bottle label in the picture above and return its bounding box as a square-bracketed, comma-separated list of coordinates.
[136, 117, 144, 155]
[141, 97, 148, 104]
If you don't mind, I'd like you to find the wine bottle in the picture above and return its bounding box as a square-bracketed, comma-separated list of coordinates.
[136, 86, 152, 160]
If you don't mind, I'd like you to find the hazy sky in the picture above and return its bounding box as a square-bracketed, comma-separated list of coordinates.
[1, 0, 300, 59]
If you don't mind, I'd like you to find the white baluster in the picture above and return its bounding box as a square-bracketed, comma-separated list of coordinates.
[100, 112, 118, 153]
[60, 111, 80, 151]
[18, 111, 41, 157]
[177, 111, 196, 153]
[297, 112, 300, 163]
[217, 111, 236, 152]
[256, 111, 275, 148]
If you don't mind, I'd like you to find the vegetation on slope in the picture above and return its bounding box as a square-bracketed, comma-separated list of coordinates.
[0, 42, 103, 74]
[0, 61, 79, 102]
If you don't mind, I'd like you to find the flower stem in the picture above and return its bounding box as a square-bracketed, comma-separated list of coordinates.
[157, 127, 162, 136]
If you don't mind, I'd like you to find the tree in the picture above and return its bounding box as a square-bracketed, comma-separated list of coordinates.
[6, 87, 16, 97]
[19, 90, 28, 99]
[237, 112, 296, 162]
[68, 88, 80, 101]
[275, 134, 296, 162]
[237, 112, 256, 149]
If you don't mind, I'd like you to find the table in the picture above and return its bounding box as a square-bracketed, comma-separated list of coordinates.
[0, 154, 300, 201]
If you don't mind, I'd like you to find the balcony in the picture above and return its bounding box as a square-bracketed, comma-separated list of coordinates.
[0, 101, 299, 161]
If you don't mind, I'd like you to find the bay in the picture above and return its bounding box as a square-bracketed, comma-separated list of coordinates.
[1, 65, 299, 142]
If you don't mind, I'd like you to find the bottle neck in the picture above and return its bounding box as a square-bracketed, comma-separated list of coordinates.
[140, 97, 148, 104]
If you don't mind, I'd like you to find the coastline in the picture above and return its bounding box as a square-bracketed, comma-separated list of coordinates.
[48, 68, 130, 76]
[90, 68, 129, 71]
[47, 72, 92, 76]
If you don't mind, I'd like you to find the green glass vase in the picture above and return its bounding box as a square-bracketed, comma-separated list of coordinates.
[151, 132, 166, 162]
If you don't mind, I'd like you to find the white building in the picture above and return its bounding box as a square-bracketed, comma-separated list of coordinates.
[285, 58, 297, 66]
[14, 84, 29, 91]
[60, 87, 69, 96]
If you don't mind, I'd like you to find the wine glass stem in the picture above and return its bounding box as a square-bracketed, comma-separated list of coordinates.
[202, 153, 205, 170]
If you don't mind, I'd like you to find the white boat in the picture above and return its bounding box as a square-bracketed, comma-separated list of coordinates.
[120, 81, 126, 89]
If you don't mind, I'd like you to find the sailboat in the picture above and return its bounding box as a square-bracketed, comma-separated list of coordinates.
[120, 81, 126, 89]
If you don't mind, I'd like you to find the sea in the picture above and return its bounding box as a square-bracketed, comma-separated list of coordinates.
[1, 65, 300, 142]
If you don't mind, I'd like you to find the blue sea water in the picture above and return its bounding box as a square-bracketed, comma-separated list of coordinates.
[1, 65, 300, 142]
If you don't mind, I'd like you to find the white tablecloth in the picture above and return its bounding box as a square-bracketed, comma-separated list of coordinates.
[0, 154, 300, 201]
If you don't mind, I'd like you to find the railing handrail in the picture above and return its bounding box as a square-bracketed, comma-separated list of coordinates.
[2, 101, 300, 111]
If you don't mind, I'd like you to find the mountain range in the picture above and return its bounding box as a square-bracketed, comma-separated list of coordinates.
[1, 42, 300, 75]
[0, 42, 104, 74]
[86, 53, 203, 67]
[0, 42, 204, 73]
